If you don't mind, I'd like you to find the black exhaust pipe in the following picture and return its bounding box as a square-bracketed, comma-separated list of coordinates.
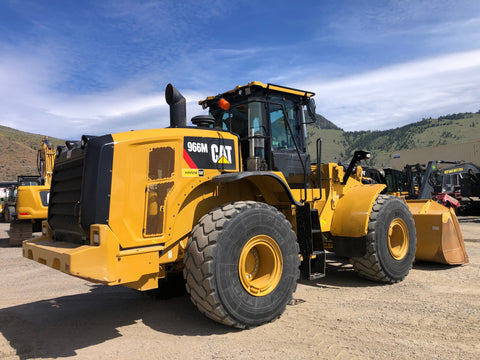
[165, 83, 186, 128]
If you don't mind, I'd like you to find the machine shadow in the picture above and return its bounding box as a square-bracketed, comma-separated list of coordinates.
[0, 285, 236, 359]
[299, 254, 384, 289]
[412, 260, 462, 271]
[301, 255, 463, 291]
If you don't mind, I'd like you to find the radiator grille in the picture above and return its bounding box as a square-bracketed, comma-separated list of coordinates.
[48, 134, 114, 244]
[48, 150, 86, 244]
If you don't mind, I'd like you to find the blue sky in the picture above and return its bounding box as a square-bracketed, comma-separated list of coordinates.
[1, 0, 479, 139]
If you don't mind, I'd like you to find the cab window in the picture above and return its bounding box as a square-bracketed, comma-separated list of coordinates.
[269, 99, 300, 151]
[211, 102, 266, 140]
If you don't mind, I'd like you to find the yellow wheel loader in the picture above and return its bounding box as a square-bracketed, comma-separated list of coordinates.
[9, 137, 56, 246]
[23, 82, 468, 328]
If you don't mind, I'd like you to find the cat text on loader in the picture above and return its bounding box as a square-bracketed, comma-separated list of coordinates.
[7, 137, 56, 246]
[23, 82, 468, 328]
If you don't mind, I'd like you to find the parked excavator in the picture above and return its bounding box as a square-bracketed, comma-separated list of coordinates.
[23, 82, 468, 328]
[7, 137, 56, 245]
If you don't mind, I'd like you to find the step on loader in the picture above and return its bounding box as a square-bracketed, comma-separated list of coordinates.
[23, 82, 468, 328]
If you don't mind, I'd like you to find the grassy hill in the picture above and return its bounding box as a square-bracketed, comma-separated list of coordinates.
[0, 126, 64, 181]
[306, 112, 480, 167]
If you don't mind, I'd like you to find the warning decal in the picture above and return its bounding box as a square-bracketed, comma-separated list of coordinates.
[182, 168, 205, 177]
[183, 136, 236, 170]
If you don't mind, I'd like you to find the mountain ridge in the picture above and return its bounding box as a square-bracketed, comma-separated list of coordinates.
[306, 111, 480, 167]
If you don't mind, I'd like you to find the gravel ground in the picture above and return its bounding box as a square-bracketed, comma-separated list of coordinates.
[0, 217, 479, 360]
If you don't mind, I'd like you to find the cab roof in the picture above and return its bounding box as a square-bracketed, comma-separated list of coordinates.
[199, 81, 315, 107]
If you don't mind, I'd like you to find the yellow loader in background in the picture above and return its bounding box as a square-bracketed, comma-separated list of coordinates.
[23, 82, 468, 328]
[7, 137, 56, 246]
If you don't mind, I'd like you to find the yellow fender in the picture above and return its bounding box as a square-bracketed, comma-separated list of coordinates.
[330, 184, 386, 237]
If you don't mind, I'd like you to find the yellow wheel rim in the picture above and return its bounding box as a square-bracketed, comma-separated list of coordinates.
[388, 218, 409, 260]
[238, 235, 283, 296]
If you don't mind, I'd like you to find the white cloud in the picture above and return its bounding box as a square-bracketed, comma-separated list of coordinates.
[2, 36, 479, 140]
[300, 50, 480, 131]
[0, 48, 208, 138]
[41, 89, 207, 138]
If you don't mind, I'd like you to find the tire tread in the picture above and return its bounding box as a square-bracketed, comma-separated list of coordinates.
[351, 195, 415, 284]
[183, 201, 299, 328]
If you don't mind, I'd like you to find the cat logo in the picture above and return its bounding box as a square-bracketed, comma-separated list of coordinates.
[211, 144, 233, 164]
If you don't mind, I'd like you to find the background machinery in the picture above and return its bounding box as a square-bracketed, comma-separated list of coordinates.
[23, 82, 468, 328]
[428, 161, 480, 213]
[7, 137, 55, 245]
[369, 161, 480, 213]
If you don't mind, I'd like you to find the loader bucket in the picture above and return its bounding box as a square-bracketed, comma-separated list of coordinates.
[406, 200, 469, 265]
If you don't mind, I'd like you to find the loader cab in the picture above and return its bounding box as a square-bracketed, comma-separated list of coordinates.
[200, 82, 316, 186]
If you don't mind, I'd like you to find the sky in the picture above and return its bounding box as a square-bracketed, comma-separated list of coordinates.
[1, 0, 479, 139]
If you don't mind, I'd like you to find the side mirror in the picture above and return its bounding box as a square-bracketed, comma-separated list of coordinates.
[342, 150, 371, 185]
[306, 98, 316, 122]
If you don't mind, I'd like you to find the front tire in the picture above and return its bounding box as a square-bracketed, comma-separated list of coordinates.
[351, 195, 416, 283]
[183, 201, 300, 328]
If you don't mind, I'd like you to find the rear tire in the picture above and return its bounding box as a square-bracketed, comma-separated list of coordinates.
[351, 195, 416, 283]
[183, 201, 300, 328]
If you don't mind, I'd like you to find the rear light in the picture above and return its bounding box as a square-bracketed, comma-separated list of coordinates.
[92, 231, 100, 245]
[41, 221, 51, 238]
[19, 212, 30, 216]
[90, 225, 106, 246]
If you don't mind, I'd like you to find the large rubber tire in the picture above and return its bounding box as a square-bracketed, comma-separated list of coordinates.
[351, 195, 416, 284]
[183, 201, 300, 328]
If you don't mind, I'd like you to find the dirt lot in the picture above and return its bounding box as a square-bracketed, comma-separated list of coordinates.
[0, 218, 479, 360]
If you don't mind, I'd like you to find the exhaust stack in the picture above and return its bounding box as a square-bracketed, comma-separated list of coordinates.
[165, 83, 186, 128]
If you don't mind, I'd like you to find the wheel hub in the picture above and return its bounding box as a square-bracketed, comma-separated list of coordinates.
[388, 218, 409, 260]
[238, 235, 283, 296]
